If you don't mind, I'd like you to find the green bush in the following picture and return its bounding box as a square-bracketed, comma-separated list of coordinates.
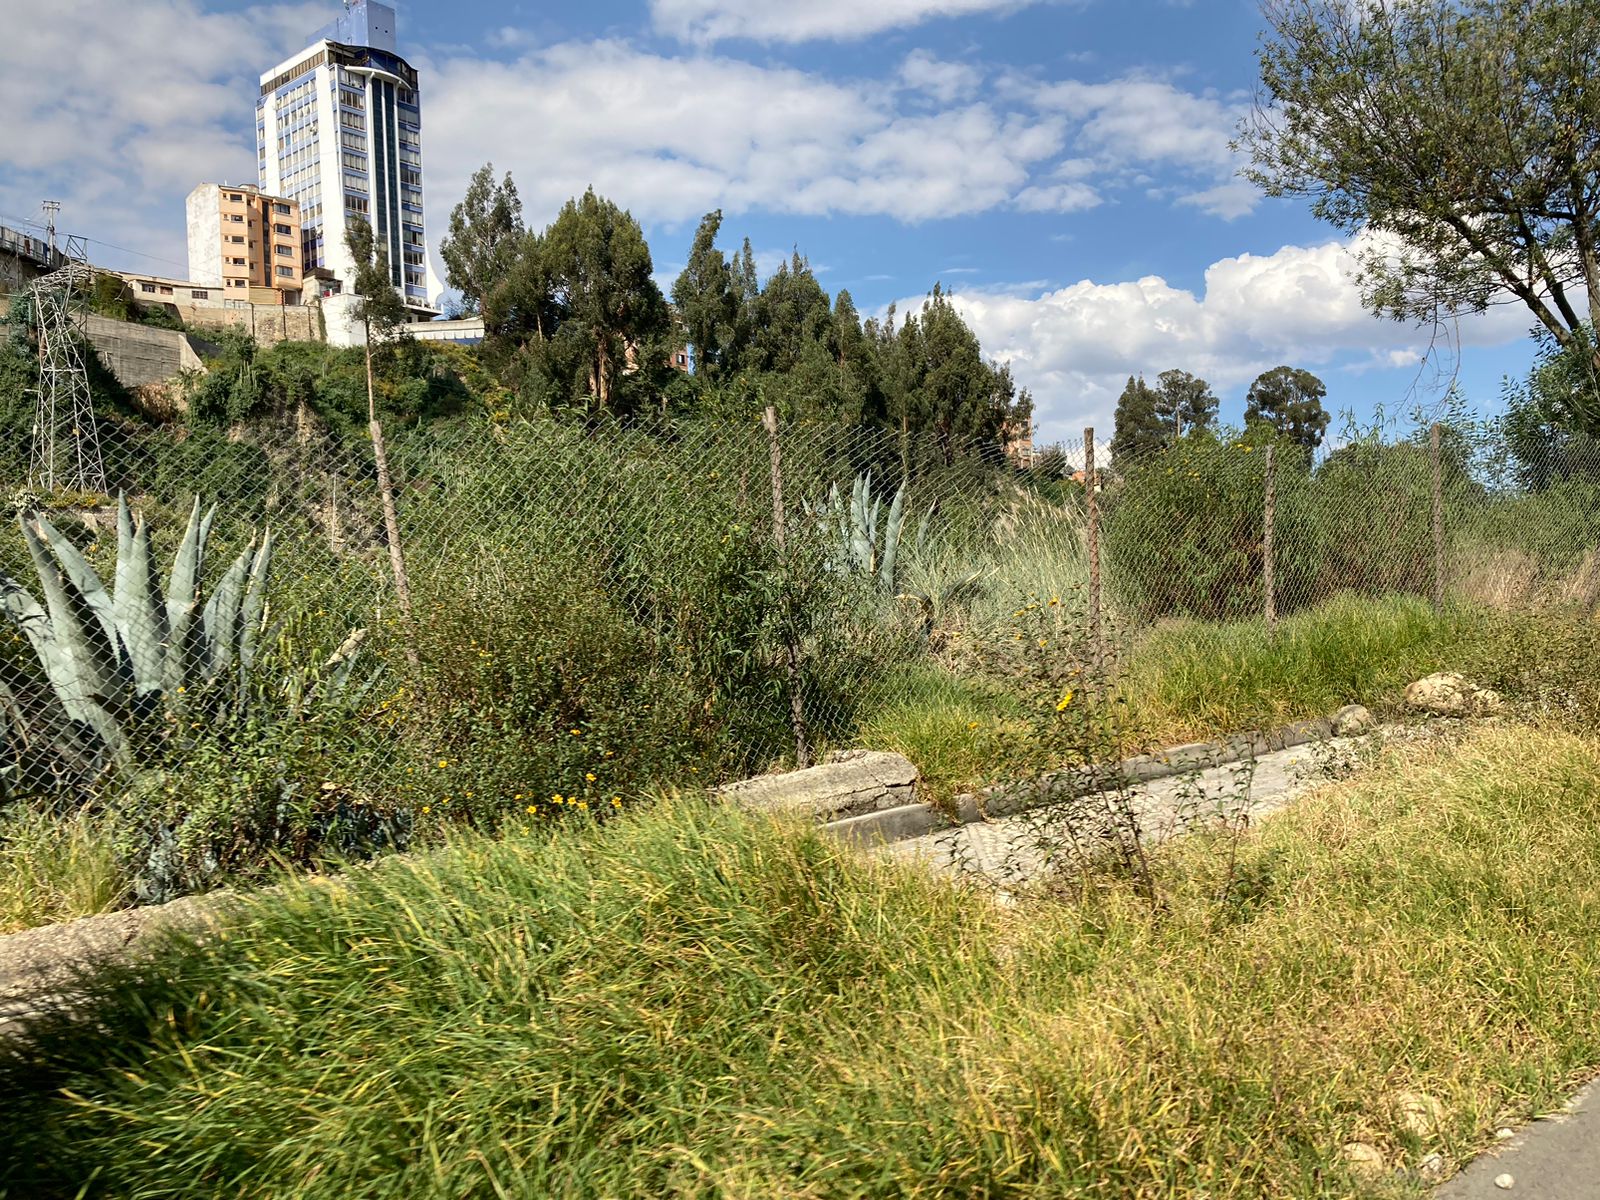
[1103, 431, 1318, 622]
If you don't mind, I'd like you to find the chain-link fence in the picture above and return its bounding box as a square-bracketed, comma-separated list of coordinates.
[3, 403, 1599, 896]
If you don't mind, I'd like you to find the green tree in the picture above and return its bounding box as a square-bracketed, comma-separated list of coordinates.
[1244, 365, 1330, 451]
[1241, 0, 1600, 419]
[1152, 369, 1218, 439]
[1501, 328, 1600, 488]
[896, 285, 1029, 462]
[440, 163, 524, 315]
[1110, 375, 1166, 462]
[670, 211, 740, 382]
[541, 189, 669, 415]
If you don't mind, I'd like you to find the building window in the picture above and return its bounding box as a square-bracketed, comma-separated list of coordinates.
[274, 223, 292, 235]
[276, 265, 296, 278]
[230, 236, 245, 244]
[159, 286, 173, 295]
[140, 282, 156, 293]
[276, 244, 293, 256]
[229, 192, 244, 202]
[228, 279, 246, 288]
[192, 290, 209, 300]
[230, 214, 244, 222]
[273, 202, 291, 215]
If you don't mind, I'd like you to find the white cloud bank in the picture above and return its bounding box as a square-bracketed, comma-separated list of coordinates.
[649, 0, 1058, 44]
[923, 233, 1533, 441]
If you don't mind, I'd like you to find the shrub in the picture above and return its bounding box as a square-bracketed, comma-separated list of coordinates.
[1103, 431, 1318, 623]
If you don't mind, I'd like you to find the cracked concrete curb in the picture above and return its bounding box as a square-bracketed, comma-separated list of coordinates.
[823, 715, 1340, 850]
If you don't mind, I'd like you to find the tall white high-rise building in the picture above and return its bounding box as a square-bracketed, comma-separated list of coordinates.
[257, 0, 442, 318]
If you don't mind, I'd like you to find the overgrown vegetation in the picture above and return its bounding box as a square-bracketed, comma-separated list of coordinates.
[4, 724, 1598, 1198]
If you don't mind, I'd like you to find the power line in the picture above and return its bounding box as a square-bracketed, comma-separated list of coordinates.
[0, 209, 189, 273]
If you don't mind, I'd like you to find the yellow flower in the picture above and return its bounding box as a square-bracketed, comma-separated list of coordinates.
[526, 805, 537, 814]
[437, 759, 448, 769]
[1056, 689, 1075, 711]
[578, 801, 589, 810]
[585, 772, 597, 782]
[1038, 638, 1048, 647]
[612, 798, 622, 807]
[966, 721, 979, 730]
[421, 805, 432, 814]
[1049, 596, 1059, 606]
[570, 728, 582, 736]
[551, 793, 563, 803]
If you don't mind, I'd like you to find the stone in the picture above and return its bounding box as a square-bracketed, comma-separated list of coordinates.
[1341, 1142, 1386, 1178]
[1495, 1172, 1515, 1190]
[1495, 1127, 1516, 1141]
[1393, 1090, 1446, 1138]
[1404, 672, 1505, 717]
[1418, 1152, 1448, 1181]
[1331, 704, 1375, 735]
[715, 751, 920, 822]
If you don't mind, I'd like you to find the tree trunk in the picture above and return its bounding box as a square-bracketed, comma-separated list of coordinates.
[366, 334, 419, 669]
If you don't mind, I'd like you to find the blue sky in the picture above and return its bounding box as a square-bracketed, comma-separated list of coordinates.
[0, 0, 1539, 441]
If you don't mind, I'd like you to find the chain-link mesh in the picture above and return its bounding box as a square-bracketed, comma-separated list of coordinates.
[3, 405, 1598, 896]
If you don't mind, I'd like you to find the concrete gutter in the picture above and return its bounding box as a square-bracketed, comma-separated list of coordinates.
[823, 716, 1338, 849]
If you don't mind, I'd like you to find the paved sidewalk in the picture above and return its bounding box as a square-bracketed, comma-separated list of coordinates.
[1435, 1081, 1599, 1199]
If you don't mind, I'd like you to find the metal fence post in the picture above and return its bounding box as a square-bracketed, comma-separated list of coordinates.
[1263, 443, 1277, 637]
[1431, 422, 1445, 611]
[1085, 427, 1104, 684]
[763, 405, 812, 768]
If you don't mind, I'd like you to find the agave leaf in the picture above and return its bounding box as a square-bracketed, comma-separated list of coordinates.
[117, 515, 169, 698]
[915, 506, 934, 554]
[202, 538, 254, 682]
[848, 476, 872, 571]
[239, 528, 273, 673]
[31, 513, 125, 688]
[2, 551, 123, 758]
[165, 498, 207, 694]
[880, 485, 907, 590]
[21, 516, 120, 711]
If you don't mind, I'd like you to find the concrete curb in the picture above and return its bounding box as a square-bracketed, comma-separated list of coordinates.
[823, 715, 1339, 849]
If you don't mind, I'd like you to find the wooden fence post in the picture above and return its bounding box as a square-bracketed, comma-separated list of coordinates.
[1085, 427, 1104, 684]
[763, 406, 812, 768]
[1263, 443, 1277, 638]
[1431, 422, 1445, 611]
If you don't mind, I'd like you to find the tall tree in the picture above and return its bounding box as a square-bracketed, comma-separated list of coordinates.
[1110, 375, 1166, 462]
[439, 163, 524, 314]
[345, 218, 416, 644]
[540, 188, 669, 414]
[1152, 369, 1219, 438]
[1241, 0, 1600, 416]
[896, 285, 1029, 462]
[1244, 365, 1331, 451]
[670, 211, 741, 382]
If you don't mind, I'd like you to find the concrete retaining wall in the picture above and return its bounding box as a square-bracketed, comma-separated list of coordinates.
[83, 315, 206, 390]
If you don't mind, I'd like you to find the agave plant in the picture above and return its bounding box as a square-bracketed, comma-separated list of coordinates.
[810, 471, 933, 592]
[0, 496, 274, 782]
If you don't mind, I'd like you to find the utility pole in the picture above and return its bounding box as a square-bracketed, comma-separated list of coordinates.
[41, 200, 61, 265]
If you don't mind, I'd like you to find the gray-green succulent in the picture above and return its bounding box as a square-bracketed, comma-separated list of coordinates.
[810, 471, 932, 592]
[0, 496, 272, 788]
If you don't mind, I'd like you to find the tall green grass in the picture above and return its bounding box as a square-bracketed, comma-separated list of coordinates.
[1121, 591, 1469, 744]
[4, 724, 1600, 1198]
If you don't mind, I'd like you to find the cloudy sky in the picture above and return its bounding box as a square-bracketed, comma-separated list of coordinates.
[0, 0, 1538, 441]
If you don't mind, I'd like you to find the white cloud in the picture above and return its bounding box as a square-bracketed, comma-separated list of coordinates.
[424, 41, 1067, 228]
[915, 233, 1532, 441]
[650, 0, 1055, 44]
[897, 50, 984, 103]
[0, 0, 328, 271]
[1015, 72, 1260, 217]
